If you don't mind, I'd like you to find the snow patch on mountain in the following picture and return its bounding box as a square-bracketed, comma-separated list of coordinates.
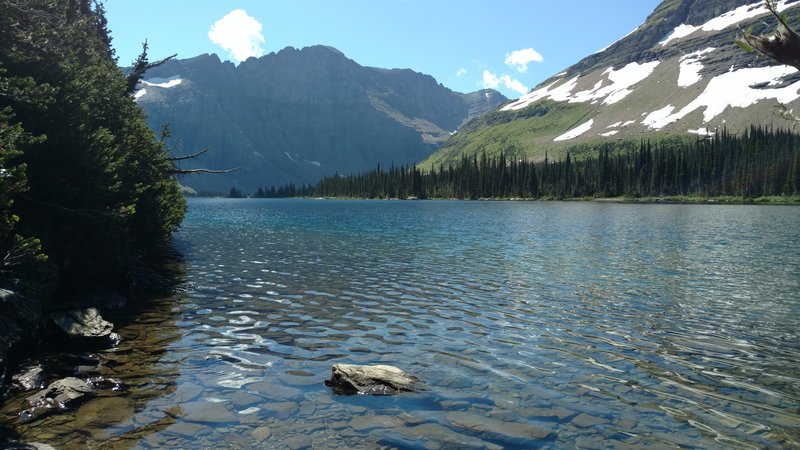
[646, 65, 800, 129]
[703, 0, 797, 31]
[688, 127, 713, 136]
[502, 61, 660, 111]
[134, 88, 147, 100]
[678, 48, 716, 87]
[501, 77, 579, 110]
[643, 105, 676, 129]
[602, 61, 661, 104]
[554, 119, 594, 142]
[142, 75, 183, 88]
[660, 24, 700, 46]
[661, 0, 799, 46]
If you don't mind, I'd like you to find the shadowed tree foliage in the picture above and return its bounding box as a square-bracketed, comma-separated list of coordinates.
[737, 0, 800, 71]
[124, 41, 176, 95]
[0, 0, 186, 296]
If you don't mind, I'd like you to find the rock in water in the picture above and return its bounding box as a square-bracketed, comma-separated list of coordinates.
[11, 366, 45, 391]
[325, 364, 420, 395]
[49, 307, 121, 347]
[22, 377, 94, 421]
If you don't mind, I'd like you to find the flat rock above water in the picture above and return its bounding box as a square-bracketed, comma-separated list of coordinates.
[49, 307, 120, 347]
[324, 363, 420, 395]
[12, 366, 45, 391]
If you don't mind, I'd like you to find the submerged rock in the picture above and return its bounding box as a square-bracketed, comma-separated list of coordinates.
[49, 308, 121, 347]
[324, 364, 420, 395]
[22, 377, 94, 421]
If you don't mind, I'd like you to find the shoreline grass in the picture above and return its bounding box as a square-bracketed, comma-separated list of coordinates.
[206, 194, 800, 205]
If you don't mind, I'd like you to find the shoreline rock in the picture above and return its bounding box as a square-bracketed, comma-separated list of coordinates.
[0, 287, 126, 415]
[49, 307, 121, 348]
[324, 363, 421, 395]
[11, 366, 45, 391]
[0, 288, 46, 385]
[21, 377, 94, 422]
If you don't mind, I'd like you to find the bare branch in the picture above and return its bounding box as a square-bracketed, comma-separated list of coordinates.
[169, 147, 210, 162]
[170, 168, 241, 175]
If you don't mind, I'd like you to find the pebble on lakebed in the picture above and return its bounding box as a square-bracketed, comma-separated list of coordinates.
[324, 363, 421, 395]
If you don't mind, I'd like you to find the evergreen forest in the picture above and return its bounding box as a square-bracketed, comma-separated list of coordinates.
[271, 127, 800, 201]
[0, 0, 186, 298]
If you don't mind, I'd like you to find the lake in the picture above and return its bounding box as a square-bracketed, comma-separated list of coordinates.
[4, 199, 800, 448]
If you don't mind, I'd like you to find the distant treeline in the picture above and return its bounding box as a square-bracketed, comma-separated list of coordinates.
[249, 127, 800, 200]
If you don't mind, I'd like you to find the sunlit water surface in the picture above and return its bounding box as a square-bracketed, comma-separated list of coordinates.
[5, 199, 800, 449]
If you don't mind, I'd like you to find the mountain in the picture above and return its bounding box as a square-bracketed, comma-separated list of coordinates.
[422, 0, 800, 169]
[135, 46, 507, 193]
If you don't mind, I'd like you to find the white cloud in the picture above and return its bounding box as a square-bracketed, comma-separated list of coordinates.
[483, 70, 528, 95]
[504, 48, 544, 73]
[503, 77, 528, 95]
[208, 9, 265, 63]
[456, 68, 467, 77]
[482, 70, 500, 89]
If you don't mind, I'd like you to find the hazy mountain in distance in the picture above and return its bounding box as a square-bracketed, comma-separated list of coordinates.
[135, 45, 507, 193]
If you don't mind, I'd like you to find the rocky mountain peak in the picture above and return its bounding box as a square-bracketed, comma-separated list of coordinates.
[136, 46, 507, 193]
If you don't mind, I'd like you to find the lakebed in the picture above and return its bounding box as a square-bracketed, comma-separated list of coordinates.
[2, 199, 798, 448]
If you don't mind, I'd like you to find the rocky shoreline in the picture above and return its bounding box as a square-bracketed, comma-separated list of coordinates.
[0, 286, 136, 436]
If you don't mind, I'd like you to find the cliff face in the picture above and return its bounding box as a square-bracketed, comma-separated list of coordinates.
[422, 0, 800, 168]
[136, 46, 507, 193]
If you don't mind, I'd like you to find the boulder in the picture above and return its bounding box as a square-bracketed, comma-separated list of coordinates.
[22, 377, 94, 421]
[325, 364, 420, 395]
[11, 366, 45, 391]
[49, 307, 121, 347]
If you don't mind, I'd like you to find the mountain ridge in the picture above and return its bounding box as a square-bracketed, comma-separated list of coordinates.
[136, 45, 507, 193]
[422, 0, 800, 169]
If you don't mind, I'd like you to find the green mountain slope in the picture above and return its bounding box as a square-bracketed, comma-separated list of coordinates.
[422, 0, 800, 169]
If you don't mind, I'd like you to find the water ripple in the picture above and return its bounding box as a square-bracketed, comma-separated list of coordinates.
[35, 199, 797, 449]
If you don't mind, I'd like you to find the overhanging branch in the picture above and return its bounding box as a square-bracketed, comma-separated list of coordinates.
[736, 0, 800, 71]
[169, 147, 210, 162]
[170, 167, 241, 175]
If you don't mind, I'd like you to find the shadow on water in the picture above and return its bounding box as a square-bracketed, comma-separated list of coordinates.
[0, 244, 191, 449]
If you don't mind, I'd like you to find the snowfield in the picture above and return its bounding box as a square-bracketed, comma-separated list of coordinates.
[661, 0, 799, 46]
[502, 61, 660, 111]
[678, 48, 716, 87]
[142, 76, 183, 89]
[554, 119, 594, 142]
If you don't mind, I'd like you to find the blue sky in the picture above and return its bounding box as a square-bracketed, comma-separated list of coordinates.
[105, 0, 662, 98]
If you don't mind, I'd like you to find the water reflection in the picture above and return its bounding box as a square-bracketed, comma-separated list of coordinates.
[4, 199, 800, 448]
[0, 264, 188, 449]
